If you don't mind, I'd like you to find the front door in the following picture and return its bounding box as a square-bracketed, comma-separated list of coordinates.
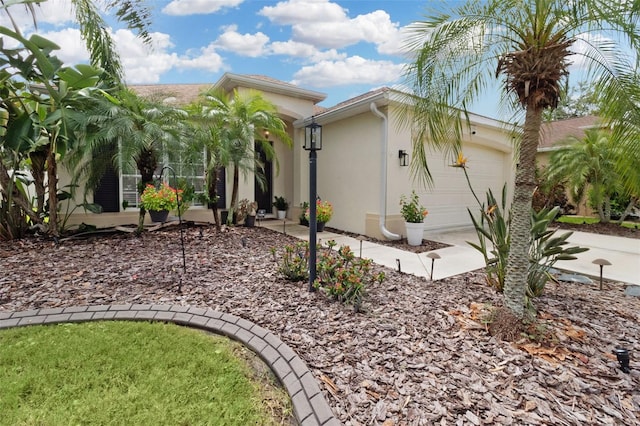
[254, 142, 273, 212]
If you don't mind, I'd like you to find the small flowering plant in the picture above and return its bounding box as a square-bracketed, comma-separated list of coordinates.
[400, 190, 428, 223]
[140, 183, 182, 211]
[305, 199, 333, 223]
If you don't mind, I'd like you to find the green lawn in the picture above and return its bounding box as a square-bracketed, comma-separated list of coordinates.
[0, 321, 290, 425]
[556, 215, 639, 229]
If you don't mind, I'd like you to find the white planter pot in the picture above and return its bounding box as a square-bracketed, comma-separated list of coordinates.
[405, 221, 424, 246]
[277, 210, 287, 220]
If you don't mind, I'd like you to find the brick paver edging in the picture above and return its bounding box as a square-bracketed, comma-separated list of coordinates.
[0, 304, 340, 426]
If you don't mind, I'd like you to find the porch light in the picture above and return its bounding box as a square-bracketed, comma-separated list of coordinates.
[398, 150, 408, 167]
[304, 120, 322, 151]
[304, 118, 322, 291]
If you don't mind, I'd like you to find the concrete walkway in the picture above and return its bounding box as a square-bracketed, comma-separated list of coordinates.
[262, 220, 640, 286]
[0, 305, 340, 426]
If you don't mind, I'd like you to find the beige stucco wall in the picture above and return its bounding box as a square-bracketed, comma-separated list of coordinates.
[295, 109, 385, 235]
[367, 107, 516, 239]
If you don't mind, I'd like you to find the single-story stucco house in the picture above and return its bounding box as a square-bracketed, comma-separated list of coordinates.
[62, 73, 517, 240]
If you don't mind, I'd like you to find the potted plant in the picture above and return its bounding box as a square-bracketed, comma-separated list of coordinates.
[400, 190, 428, 245]
[140, 183, 182, 222]
[299, 201, 309, 226]
[273, 196, 289, 219]
[237, 199, 258, 227]
[304, 198, 333, 231]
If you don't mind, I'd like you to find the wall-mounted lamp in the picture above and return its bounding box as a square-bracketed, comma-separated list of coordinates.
[398, 150, 408, 167]
[264, 130, 270, 140]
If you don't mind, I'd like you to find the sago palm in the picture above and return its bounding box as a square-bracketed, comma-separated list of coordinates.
[403, 0, 640, 318]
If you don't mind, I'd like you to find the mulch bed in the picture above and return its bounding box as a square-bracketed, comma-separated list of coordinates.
[1, 225, 638, 425]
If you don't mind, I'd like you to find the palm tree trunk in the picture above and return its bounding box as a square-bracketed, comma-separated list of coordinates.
[503, 106, 543, 318]
[207, 167, 221, 230]
[29, 149, 47, 216]
[617, 197, 638, 224]
[230, 164, 240, 222]
[46, 146, 59, 237]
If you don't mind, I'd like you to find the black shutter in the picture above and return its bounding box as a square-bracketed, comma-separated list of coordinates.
[94, 167, 120, 212]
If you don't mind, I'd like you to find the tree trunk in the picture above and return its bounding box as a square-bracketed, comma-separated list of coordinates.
[29, 149, 47, 216]
[503, 106, 543, 319]
[46, 146, 59, 237]
[207, 167, 221, 230]
[229, 164, 240, 219]
[602, 196, 611, 223]
[617, 197, 638, 224]
[0, 159, 42, 226]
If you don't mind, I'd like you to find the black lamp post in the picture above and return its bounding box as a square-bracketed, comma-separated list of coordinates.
[304, 118, 322, 291]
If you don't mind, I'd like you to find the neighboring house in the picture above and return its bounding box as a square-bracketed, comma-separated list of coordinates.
[536, 115, 604, 215]
[62, 73, 516, 239]
[537, 115, 603, 166]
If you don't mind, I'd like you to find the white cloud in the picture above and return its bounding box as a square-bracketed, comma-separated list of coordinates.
[212, 25, 269, 57]
[114, 29, 225, 83]
[260, 1, 403, 55]
[0, 0, 75, 33]
[259, 0, 347, 25]
[291, 56, 405, 88]
[269, 41, 345, 62]
[36, 28, 89, 64]
[162, 0, 244, 16]
[177, 45, 225, 72]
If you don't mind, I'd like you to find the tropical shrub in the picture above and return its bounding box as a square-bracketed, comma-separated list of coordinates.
[276, 239, 385, 312]
[456, 155, 587, 303]
[278, 241, 309, 281]
[400, 190, 428, 223]
[314, 240, 385, 312]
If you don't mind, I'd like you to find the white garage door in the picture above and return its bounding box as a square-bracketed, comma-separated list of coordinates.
[417, 143, 509, 231]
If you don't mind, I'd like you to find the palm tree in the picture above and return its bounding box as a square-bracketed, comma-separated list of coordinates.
[546, 129, 620, 221]
[403, 0, 640, 318]
[199, 89, 291, 221]
[70, 89, 187, 232]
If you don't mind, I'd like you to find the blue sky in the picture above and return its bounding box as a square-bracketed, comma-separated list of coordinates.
[3, 0, 631, 120]
[4, 0, 477, 112]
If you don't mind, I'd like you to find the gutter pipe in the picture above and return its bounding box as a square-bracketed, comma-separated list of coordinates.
[370, 102, 401, 240]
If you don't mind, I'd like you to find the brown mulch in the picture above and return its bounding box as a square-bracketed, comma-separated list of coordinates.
[324, 226, 450, 254]
[1, 225, 639, 425]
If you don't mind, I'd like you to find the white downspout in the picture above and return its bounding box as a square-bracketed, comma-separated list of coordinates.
[370, 102, 401, 240]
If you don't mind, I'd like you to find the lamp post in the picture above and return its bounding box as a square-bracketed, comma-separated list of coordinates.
[304, 118, 322, 291]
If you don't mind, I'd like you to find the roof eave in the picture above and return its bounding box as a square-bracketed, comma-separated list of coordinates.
[214, 73, 327, 104]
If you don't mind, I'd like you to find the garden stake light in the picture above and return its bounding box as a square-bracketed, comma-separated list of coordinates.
[592, 258, 612, 290]
[396, 259, 401, 273]
[357, 235, 366, 258]
[613, 348, 631, 373]
[427, 252, 441, 281]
